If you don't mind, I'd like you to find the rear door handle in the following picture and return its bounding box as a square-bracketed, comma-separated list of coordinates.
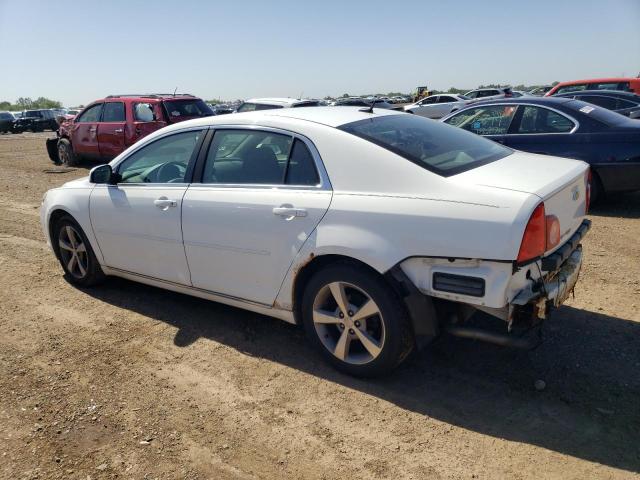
[273, 206, 307, 218]
[154, 197, 177, 210]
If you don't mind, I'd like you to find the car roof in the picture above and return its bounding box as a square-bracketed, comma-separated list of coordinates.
[467, 87, 509, 92]
[555, 89, 640, 98]
[463, 97, 574, 106]
[554, 77, 638, 85]
[243, 97, 318, 107]
[98, 94, 198, 102]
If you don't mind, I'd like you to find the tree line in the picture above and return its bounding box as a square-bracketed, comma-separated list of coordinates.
[0, 97, 63, 111]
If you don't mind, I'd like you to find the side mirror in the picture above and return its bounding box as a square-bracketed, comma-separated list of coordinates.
[89, 164, 118, 184]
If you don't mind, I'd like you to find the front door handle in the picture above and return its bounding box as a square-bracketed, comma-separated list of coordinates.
[273, 206, 307, 218]
[154, 197, 177, 210]
[114, 128, 123, 133]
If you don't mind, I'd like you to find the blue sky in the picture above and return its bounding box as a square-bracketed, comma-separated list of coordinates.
[1, 0, 638, 106]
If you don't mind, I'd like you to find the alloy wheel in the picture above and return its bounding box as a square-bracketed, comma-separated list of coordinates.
[312, 281, 386, 365]
[58, 225, 88, 279]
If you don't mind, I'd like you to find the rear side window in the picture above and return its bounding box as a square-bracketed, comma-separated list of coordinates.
[203, 130, 292, 184]
[438, 96, 456, 103]
[340, 114, 512, 177]
[134, 103, 156, 122]
[102, 102, 125, 122]
[445, 105, 517, 135]
[202, 130, 320, 186]
[517, 106, 574, 134]
[76, 104, 103, 123]
[237, 103, 284, 112]
[285, 140, 320, 185]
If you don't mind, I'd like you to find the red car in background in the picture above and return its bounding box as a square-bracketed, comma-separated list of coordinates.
[47, 94, 214, 166]
[546, 77, 640, 96]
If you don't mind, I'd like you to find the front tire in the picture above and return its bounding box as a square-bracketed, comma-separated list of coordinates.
[57, 138, 78, 166]
[54, 216, 104, 287]
[301, 262, 414, 377]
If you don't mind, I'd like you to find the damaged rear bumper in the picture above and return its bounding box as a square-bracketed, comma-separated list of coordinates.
[512, 219, 590, 320]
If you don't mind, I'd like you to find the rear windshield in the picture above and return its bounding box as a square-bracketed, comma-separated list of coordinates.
[292, 101, 320, 108]
[339, 114, 512, 177]
[163, 99, 213, 119]
[237, 102, 285, 112]
[567, 99, 632, 126]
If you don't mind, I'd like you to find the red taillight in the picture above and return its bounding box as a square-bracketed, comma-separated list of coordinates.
[517, 203, 546, 263]
[546, 215, 560, 250]
[585, 169, 592, 214]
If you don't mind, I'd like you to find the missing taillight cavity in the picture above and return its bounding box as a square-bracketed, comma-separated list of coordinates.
[517, 203, 546, 264]
[546, 215, 560, 250]
[585, 169, 592, 214]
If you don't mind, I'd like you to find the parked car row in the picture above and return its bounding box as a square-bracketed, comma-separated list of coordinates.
[0, 109, 60, 133]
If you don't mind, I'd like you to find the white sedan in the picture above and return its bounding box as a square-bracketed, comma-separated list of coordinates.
[41, 107, 591, 376]
[404, 94, 471, 118]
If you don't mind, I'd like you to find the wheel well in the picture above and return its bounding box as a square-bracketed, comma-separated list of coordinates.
[292, 254, 393, 324]
[48, 209, 72, 259]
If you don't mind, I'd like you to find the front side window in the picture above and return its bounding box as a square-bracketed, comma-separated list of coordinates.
[421, 97, 437, 105]
[517, 106, 574, 134]
[445, 105, 517, 135]
[341, 114, 512, 177]
[236, 102, 284, 113]
[102, 102, 126, 122]
[76, 104, 103, 123]
[438, 96, 456, 103]
[116, 130, 202, 184]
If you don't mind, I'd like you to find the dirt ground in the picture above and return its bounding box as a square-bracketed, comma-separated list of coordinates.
[0, 132, 638, 480]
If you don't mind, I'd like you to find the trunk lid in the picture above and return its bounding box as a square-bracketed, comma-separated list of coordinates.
[452, 151, 589, 255]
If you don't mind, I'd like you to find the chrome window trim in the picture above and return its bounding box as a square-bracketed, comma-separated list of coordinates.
[448, 102, 580, 136]
[193, 124, 332, 191]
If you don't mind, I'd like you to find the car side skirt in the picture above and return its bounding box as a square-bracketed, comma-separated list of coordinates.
[101, 266, 296, 324]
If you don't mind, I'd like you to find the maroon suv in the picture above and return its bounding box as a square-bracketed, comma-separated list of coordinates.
[46, 94, 214, 166]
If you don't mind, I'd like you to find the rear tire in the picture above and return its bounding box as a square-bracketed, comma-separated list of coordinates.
[57, 138, 78, 166]
[53, 215, 105, 287]
[590, 172, 604, 205]
[301, 262, 414, 377]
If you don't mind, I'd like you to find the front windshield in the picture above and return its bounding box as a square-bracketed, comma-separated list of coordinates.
[163, 99, 213, 119]
[339, 114, 512, 177]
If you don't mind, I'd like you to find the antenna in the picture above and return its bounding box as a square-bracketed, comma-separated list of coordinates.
[361, 97, 375, 114]
[173, 87, 177, 96]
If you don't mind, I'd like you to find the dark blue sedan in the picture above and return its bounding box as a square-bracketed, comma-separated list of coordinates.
[441, 97, 640, 201]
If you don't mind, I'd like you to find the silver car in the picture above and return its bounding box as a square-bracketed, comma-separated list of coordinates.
[404, 94, 471, 119]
